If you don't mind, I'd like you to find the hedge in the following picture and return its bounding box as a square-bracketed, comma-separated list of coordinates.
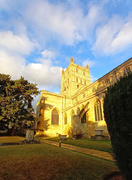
[104, 72, 132, 180]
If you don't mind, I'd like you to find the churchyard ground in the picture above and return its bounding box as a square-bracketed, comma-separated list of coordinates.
[0, 136, 118, 180]
[42, 137, 112, 153]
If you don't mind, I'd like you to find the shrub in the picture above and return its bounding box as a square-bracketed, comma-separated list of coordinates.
[73, 133, 83, 139]
[104, 72, 132, 180]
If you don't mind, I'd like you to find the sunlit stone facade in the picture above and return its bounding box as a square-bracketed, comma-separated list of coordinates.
[36, 57, 132, 137]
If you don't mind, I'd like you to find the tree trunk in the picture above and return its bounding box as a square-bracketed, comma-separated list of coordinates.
[11, 123, 16, 136]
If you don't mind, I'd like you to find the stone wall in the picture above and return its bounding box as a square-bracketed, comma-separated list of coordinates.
[36, 57, 132, 138]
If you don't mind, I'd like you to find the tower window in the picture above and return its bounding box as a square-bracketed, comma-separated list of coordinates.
[76, 77, 78, 82]
[77, 85, 79, 89]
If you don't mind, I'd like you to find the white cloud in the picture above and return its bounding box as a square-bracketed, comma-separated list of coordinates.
[0, 48, 62, 91]
[111, 21, 132, 51]
[0, 50, 26, 79]
[0, 0, 132, 57]
[25, 1, 83, 45]
[82, 59, 96, 68]
[41, 49, 56, 59]
[23, 0, 105, 45]
[36, 49, 57, 66]
[25, 62, 62, 89]
[93, 15, 132, 55]
[0, 31, 35, 55]
[81, 3, 105, 41]
[0, 0, 107, 47]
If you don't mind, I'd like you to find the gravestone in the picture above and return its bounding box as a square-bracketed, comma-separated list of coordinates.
[26, 130, 34, 141]
[60, 135, 67, 140]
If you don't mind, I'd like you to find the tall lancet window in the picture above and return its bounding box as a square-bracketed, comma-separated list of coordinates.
[51, 108, 59, 125]
[94, 100, 103, 121]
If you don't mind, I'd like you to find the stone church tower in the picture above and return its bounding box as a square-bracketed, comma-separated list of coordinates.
[61, 57, 91, 97]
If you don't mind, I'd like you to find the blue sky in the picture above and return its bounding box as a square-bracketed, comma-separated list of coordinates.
[0, 0, 132, 107]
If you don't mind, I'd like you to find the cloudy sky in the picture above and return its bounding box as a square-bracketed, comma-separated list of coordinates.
[0, 0, 132, 109]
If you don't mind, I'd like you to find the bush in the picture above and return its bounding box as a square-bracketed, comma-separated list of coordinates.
[73, 133, 83, 139]
[104, 72, 132, 180]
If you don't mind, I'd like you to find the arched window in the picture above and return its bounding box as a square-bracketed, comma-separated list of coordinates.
[94, 100, 103, 121]
[70, 109, 75, 116]
[64, 113, 67, 124]
[124, 67, 131, 75]
[51, 108, 59, 125]
[81, 109, 87, 123]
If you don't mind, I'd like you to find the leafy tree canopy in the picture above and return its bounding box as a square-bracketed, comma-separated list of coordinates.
[0, 74, 40, 134]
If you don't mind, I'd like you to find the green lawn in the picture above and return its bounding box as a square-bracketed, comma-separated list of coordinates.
[0, 136, 25, 144]
[0, 138, 118, 180]
[42, 137, 112, 153]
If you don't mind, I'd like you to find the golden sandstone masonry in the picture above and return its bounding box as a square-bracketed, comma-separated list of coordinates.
[36, 57, 132, 138]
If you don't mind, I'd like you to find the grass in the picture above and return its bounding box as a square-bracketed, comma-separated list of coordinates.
[0, 136, 25, 144]
[0, 138, 118, 180]
[42, 137, 112, 153]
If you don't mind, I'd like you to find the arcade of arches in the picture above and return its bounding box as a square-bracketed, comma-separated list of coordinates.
[36, 57, 132, 137]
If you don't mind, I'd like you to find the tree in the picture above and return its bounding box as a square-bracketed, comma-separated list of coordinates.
[0, 74, 12, 131]
[104, 72, 132, 180]
[0, 74, 40, 135]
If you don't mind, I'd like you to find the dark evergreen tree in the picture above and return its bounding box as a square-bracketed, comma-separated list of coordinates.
[0, 74, 12, 131]
[104, 72, 132, 180]
[0, 74, 40, 135]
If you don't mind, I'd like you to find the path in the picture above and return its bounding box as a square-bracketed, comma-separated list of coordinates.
[41, 140, 114, 161]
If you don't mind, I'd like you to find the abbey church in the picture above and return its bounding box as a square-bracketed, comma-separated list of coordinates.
[36, 57, 132, 138]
